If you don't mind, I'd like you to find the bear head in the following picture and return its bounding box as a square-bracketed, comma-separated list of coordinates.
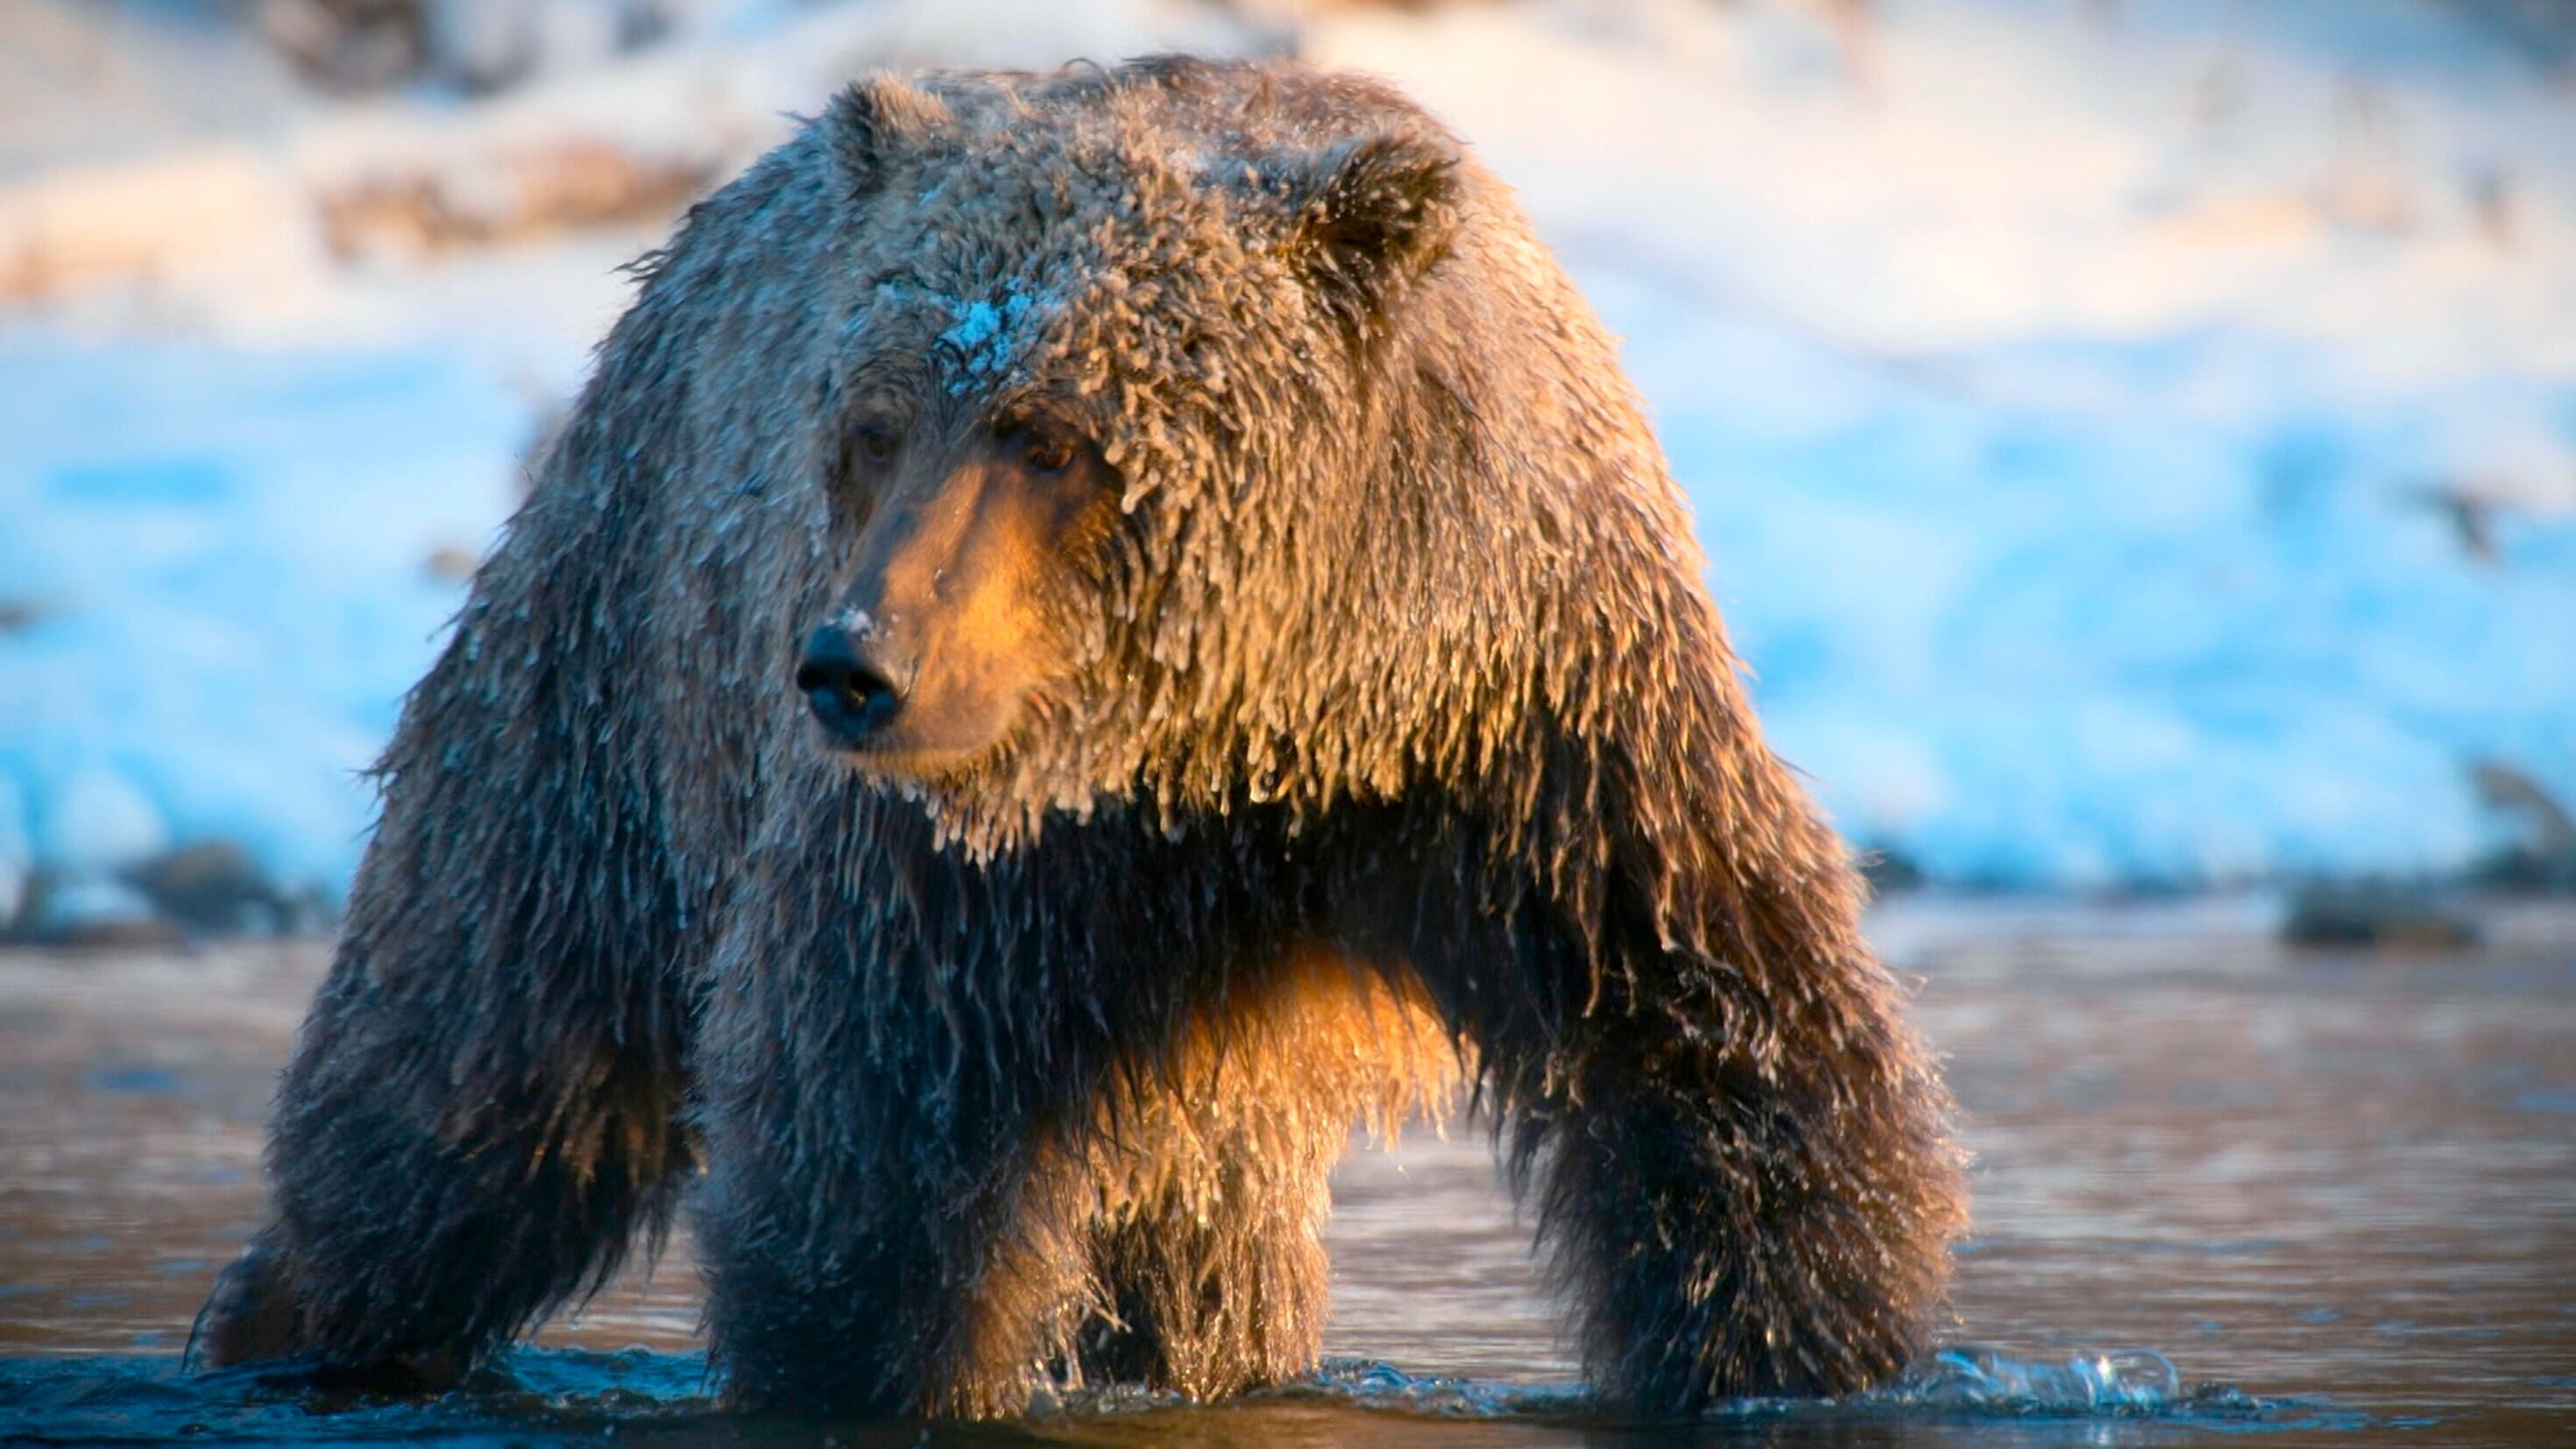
[788, 60, 1504, 849]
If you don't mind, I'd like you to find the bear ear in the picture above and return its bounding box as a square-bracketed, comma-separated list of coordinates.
[823, 74, 954, 194]
[1276, 125, 1463, 334]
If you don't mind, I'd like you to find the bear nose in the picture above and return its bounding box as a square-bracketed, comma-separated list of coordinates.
[796, 625, 902, 744]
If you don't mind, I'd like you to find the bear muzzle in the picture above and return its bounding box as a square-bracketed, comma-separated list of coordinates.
[796, 623, 903, 746]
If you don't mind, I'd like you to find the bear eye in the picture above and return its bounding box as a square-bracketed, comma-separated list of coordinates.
[1019, 430, 1079, 477]
[849, 418, 902, 466]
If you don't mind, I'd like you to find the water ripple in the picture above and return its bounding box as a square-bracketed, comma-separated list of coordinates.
[0, 1346, 2327, 1445]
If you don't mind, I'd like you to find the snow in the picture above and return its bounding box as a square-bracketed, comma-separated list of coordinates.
[3, 0, 2572, 905]
[1306, 0, 2576, 886]
[0, 341, 530, 900]
[938, 289, 1051, 388]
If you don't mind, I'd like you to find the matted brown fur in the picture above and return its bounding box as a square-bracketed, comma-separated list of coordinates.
[194, 57, 1967, 1418]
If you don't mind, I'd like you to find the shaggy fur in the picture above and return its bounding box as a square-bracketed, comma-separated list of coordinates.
[194, 57, 1966, 1417]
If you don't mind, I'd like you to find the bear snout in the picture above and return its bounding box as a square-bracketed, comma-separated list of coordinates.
[795, 624, 902, 745]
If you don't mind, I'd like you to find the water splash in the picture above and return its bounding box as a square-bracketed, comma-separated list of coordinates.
[1270, 1355, 1589, 1417]
[1886, 1346, 2186, 1413]
[1281, 1347, 2282, 1429]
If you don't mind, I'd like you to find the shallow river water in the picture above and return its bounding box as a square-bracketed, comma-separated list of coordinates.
[2, 897, 2570, 1445]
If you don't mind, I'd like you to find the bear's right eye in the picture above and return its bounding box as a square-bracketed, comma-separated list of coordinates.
[849, 418, 902, 467]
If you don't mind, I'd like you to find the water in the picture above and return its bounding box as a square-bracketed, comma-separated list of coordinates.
[3, 898, 2570, 1445]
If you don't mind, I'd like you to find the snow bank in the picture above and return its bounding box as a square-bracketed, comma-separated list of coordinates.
[3, 0, 2572, 908]
[1308, 0, 2576, 886]
[0, 342, 527, 910]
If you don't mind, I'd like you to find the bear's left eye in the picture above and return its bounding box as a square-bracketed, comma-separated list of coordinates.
[1019, 430, 1079, 477]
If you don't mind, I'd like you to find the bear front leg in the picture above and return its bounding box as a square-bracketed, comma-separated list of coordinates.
[691, 813, 1103, 1419]
[192, 527, 699, 1383]
[1504, 959, 1965, 1413]
[695, 1041, 1099, 1418]
[194, 957, 690, 1385]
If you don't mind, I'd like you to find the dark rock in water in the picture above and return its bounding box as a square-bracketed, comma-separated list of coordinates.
[2470, 760, 2576, 894]
[2281, 887, 2480, 950]
[121, 842, 294, 936]
[1859, 845, 1925, 894]
[11, 870, 180, 949]
[2, 845, 322, 945]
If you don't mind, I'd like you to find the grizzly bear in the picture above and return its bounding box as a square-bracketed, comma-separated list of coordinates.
[193, 57, 1965, 1417]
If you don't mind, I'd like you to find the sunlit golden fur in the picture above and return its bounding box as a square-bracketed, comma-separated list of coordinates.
[821, 428, 1129, 780]
[888, 954, 1461, 1416]
[197, 57, 1966, 1419]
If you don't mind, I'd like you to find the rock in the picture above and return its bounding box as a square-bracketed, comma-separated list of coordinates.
[1858, 845, 1925, 894]
[2281, 887, 2480, 951]
[18, 872, 179, 949]
[121, 842, 295, 936]
[2472, 760, 2576, 893]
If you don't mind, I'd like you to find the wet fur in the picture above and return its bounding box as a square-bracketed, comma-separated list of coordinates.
[195, 58, 1966, 1417]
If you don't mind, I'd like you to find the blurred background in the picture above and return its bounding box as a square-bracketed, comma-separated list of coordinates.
[4, 9, 2574, 1442]
[4, 0, 2574, 939]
